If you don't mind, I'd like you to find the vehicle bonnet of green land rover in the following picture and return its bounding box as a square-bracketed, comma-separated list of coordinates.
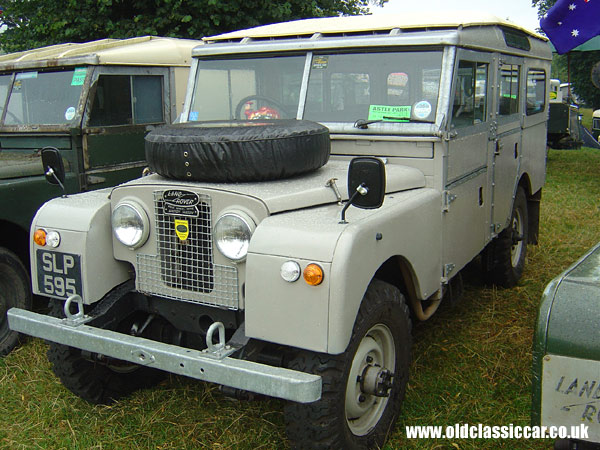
[9, 13, 551, 450]
[533, 242, 600, 448]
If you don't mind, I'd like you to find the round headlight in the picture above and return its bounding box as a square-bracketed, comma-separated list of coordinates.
[112, 201, 149, 249]
[214, 212, 255, 261]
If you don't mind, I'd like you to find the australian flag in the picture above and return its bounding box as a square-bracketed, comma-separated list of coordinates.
[541, 0, 600, 53]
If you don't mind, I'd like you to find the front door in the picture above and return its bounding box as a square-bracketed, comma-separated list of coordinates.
[82, 67, 171, 190]
[443, 50, 493, 278]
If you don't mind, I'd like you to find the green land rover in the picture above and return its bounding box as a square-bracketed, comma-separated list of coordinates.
[0, 36, 200, 355]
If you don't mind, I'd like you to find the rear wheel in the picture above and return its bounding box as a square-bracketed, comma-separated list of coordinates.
[284, 279, 411, 449]
[482, 187, 529, 288]
[0, 247, 31, 356]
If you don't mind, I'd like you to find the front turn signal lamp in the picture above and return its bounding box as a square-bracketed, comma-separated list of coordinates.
[33, 229, 46, 246]
[303, 263, 324, 286]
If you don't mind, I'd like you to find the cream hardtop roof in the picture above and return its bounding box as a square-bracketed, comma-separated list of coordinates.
[593, 109, 600, 118]
[205, 12, 545, 43]
[0, 36, 202, 71]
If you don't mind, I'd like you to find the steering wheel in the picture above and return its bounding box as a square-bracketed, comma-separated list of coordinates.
[234, 95, 288, 120]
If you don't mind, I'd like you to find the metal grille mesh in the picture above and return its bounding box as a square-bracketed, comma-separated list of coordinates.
[136, 190, 239, 310]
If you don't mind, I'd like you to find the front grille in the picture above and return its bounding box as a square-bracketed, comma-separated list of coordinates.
[136, 190, 239, 310]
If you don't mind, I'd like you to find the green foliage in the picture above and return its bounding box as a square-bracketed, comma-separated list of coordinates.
[0, 0, 386, 53]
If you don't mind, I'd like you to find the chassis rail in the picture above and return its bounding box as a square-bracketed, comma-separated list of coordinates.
[7, 308, 322, 403]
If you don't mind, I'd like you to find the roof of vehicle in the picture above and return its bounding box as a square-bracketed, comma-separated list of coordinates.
[205, 12, 546, 42]
[0, 36, 202, 71]
[594, 109, 600, 118]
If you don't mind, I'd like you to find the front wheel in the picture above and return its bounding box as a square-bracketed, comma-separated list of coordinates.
[47, 295, 165, 404]
[284, 279, 411, 449]
[482, 187, 529, 288]
[0, 247, 32, 356]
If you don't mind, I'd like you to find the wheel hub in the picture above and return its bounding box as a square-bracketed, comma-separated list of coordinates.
[360, 364, 394, 397]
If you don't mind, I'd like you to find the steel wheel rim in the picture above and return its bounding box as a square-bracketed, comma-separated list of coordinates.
[510, 207, 524, 267]
[345, 323, 395, 436]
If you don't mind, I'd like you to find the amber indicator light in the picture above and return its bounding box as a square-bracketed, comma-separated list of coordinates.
[303, 263, 324, 286]
[33, 229, 47, 246]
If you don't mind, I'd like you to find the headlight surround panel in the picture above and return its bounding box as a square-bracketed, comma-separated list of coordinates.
[112, 201, 150, 249]
[214, 211, 255, 262]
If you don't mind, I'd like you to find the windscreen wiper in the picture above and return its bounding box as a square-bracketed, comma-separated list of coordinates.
[353, 116, 433, 129]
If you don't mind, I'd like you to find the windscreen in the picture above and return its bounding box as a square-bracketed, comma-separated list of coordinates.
[188, 50, 443, 125]
[2, 68, 87, 126]
[189, 56, 306, 121]
[305, 51, 442, 124]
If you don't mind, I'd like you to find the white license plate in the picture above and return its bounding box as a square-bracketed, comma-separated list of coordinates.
[542, 354, 600, 443]
[36, 250, 83, 299]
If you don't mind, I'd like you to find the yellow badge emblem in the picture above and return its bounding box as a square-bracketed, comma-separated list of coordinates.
[174, 219, 189, 241]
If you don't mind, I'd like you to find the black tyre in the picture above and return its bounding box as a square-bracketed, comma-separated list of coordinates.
[284, 279, 411, 450]
[482, 187, 528, 288]
[145, 120, 330, 182]
[47, 298, 165, 404]
[0, 247, 32, 356]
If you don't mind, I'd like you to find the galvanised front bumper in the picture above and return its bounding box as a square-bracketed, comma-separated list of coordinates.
[7, 307, 321, 403]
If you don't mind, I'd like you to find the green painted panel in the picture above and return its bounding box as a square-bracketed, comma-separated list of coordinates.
[0, 173, 80, 231]
[85, 128, 147, 168]
[532, 242, 600, 423]
[0, 135, 72, 150]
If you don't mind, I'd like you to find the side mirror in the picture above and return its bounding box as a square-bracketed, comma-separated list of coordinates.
[41, 147, 65, 185]
[340, 157, 386, 223]
[347, 157, 386, 209]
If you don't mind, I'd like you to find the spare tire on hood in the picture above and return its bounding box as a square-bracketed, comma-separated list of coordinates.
[145, 120, 330, 182]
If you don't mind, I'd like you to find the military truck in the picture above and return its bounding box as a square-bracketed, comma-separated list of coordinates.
[8, 13, 550, 449]
[532, 242, 600, 450]
[547, 79, 582, 149]
[592, 109, 600, 142]
[0, 36, 200, 355]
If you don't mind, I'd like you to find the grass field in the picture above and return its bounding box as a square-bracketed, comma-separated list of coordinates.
[1, 148, 600, 450]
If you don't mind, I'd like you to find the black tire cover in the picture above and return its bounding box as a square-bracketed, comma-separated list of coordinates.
[145, 120, 330, 182]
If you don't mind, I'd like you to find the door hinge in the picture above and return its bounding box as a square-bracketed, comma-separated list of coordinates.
[443, 130, 458, 141]
[442, 263, 456, 282]
[442, 190, 457, 212]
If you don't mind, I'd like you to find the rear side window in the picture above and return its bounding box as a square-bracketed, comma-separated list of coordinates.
[499, 65, 520, 116]
[89, 75, 164, 126]
[526, 69, 546, 115]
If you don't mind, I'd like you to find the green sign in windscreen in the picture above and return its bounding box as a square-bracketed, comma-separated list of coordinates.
[368, 105, 411, 121]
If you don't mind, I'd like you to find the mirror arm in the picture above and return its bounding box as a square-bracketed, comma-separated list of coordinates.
[339, 183, 368, 224]
[45, 167, 67, 198]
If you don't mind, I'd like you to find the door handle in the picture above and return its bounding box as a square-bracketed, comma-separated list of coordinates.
[495, 140, 503, 156]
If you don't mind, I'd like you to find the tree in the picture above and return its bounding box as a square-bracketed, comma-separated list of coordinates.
[532, 0, 600, 108]
[0, 0, 386, 53]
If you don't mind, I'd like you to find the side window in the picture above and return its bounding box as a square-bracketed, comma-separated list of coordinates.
[526, 69, 546, 115]
[133, 76, 163, 123]
[499, 65, 520, 116]
[89, 75, 163, 126]
[451, 61, 488, 128]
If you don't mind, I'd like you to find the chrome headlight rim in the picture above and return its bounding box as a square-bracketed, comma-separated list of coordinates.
[111, 200, 150, 249]
[214, 211, 255, 262]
